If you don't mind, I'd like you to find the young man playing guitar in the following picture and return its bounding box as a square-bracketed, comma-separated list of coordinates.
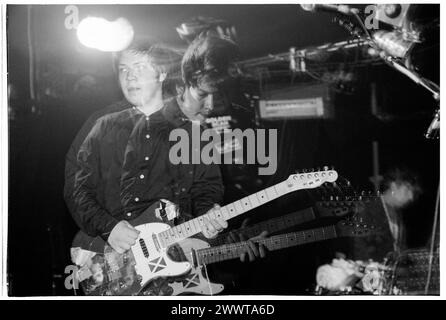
[66, 35, 264, 295]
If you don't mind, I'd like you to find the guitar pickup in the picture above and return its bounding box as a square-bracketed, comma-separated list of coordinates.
[139, 238, 149, 258]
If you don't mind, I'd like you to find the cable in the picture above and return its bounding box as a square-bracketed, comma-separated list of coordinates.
[27, 5, 35, 103]
[424, 182, 439, 294]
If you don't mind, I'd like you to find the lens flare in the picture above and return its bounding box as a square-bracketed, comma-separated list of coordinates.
[77, 17, 134, 52]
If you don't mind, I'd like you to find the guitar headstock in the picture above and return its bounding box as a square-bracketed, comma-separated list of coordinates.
[335, 215, 376, 238]
[286, 167, 338, 192]
[315, 191, 383, 218]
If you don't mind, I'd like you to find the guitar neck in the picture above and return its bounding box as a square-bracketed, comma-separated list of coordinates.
[208, 208, 316, 246]
[195, 225, 338, 266]
[157, 180, 294, 247]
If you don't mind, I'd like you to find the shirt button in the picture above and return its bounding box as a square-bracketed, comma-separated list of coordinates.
[145, 116, 149, 121]
[189, 170, 193, 175]
[140, 174, 145, 179]
[126, 212, 132, 217]
[134, 197, 139, 202]
[145, 156, 150, 161]
[145, 134, 150, 139]
[181, 188, 186, 192]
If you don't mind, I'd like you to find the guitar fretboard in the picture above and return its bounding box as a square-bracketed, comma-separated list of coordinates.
[208, 208, 316, 247]
[157, 180, 291, 248]
[195, 225, 338, 266]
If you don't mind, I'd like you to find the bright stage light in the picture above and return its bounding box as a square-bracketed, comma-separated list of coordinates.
[76, 17, 134, 52]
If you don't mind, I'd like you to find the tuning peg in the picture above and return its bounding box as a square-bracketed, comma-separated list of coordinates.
[317, 166, 321, 172]
[323, 166, 329, 171]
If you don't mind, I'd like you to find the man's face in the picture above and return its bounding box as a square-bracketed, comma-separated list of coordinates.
[182, 85, 216, 122]
[118, 51, 161, 107]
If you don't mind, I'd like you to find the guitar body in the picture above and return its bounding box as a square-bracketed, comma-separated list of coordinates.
[169, 238, 225, 296]
[71, 201, 191, 296]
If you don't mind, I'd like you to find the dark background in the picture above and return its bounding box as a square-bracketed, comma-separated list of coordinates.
[7, 4, 439, 296]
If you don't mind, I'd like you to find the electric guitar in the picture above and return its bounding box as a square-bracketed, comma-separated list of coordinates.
[166, 201, 356, 296]
[166, 206, 329, 295]
[164, 205, 365, 296]
[314, 191, 399, 261]
[71, 168, 338, 295]
[168, 214, 374, 295]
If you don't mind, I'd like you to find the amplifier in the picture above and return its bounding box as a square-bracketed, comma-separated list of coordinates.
[258, 83, 333, 120]
[392, 248, 440, 295]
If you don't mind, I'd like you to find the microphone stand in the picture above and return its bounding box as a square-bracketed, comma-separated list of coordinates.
[350, 11, 440, 139]
[379, 55, 439, 139]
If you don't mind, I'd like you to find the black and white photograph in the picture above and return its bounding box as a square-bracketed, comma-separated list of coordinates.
[3, 2, 441, 298]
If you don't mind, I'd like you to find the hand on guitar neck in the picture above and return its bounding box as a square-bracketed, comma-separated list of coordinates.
[226, 218, 268, 262]
[199, 204, 228, 239]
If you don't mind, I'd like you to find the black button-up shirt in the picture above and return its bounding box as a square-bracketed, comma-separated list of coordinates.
[64, 100, 131, 230]
[72, 97, 224, 240]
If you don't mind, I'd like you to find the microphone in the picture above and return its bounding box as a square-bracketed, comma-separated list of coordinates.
[300, 4, 358, 15]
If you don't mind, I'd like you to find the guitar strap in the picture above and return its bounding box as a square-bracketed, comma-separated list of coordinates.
[154, 199, 180, 222]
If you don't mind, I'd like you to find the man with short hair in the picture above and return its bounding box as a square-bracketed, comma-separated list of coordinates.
[67, 36, 232, 257]
[120, 34, 266, 262]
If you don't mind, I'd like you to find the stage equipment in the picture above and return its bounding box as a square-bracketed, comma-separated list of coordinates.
[258, 83, 333, 120]
[176, 16, 237, 44]
[388, 247, 440, 295]
[300, 4, 359, 15]
[324, 5, 440, 138]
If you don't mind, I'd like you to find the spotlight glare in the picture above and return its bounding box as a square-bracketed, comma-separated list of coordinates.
[77, 17, 134, 52]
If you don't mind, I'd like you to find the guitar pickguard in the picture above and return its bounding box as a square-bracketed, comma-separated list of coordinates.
[168, 238, 225, 296]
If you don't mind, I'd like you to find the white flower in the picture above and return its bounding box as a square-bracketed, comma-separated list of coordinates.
[316, 259, 361, 291]
[361, 270, 381, 293]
